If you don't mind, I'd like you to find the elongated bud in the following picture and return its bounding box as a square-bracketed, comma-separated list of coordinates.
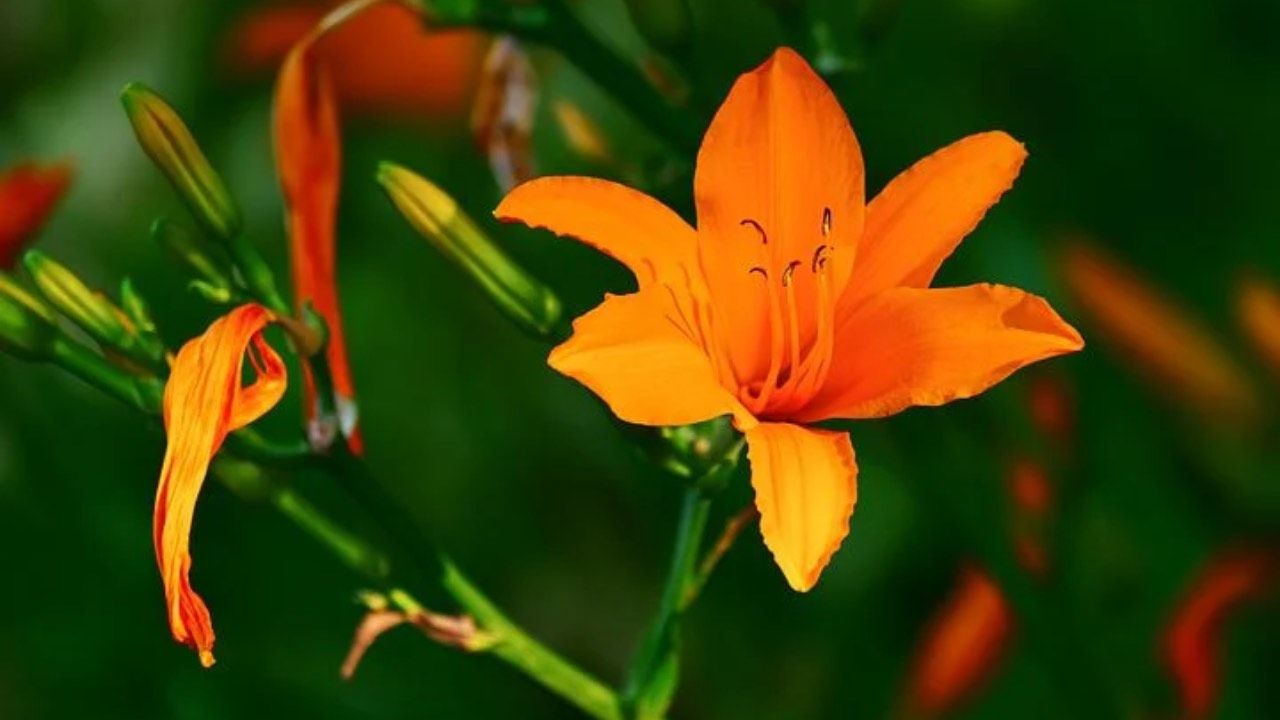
[120, 277, 156, 334]
[24, 250, 128, 347]
[151, 218, 235, 298]
[378, 162, 562, 338]
[0, 272, 58, 359]
[121, 83, 242, 242]
[622, 0, 693, 58]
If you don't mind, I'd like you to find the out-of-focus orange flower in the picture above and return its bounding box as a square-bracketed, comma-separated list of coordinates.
[226, 1, 484, 119]
[1061, 241, 1258, 422]
[1236, 276, 1280, 384]
[1006, 458, 1053, 577]
[1163, 550, 1274, 718]
[497, 48, 1082, 591]
[154, 303, 287, 666]
[273, 18, 361, 451]
[908, 566, 1013, 715]
[0, 162, 72, 268]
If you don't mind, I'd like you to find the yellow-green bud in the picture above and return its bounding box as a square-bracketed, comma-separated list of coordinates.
[23, 251, 128, 347]
[0, 272, 59, 360]
[122, 83, 242, 241]
[377, 162, 563, 338]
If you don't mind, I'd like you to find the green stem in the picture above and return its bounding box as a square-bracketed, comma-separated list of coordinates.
[48, 337, 162, 413]
[621, 487, 711, 718]
[272, 483, 392, 581]
[442, 559, 625, 720]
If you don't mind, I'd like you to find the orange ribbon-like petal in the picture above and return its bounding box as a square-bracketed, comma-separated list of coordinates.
[273, 16, 360, 450]
[154, 303, 287, 666]
[0, 161, 72, 268]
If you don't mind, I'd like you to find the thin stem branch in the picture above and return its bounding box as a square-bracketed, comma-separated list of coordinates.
[682, 504, 757, 611]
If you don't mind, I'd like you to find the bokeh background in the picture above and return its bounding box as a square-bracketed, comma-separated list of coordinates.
[1, 0, 1277, 717]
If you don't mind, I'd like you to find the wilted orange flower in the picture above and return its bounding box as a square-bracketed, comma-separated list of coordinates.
[1163, 551, 1274, 718]
[0, 162, 72, 267]
[1061, 241, 1258, 422]
[1236, 276, 1280, 384]
[226, 0, 483, 119]
[497, 48, 1083, 591]
[155, 303, 287, 666]
[273, 19, 362, 450]
[908, 566, 1013, 715]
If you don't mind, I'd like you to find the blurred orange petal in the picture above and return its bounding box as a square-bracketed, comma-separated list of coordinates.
[154, 303, 287, 666]
[1163, 550, 1274, 718]
[909, 566, 1013, 715]
[0, 162, 72, 267]
[1236, 276, 1280, 384]
[227, 2, 483, 118]
[1061, 241, 1259, 422]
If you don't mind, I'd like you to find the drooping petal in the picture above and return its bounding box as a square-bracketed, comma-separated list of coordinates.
[155, 304, 287, 667]
[548, 289, 745, 427]
[744, 422, 857, 592]
[0, 162, 72, 268]
[274, 29, 361, 449]
[843, 132, 1026, 306]
[1062, 242, 1258, 422]
[801, 284, 1083, 422]
[907, 566, 1013, 715]
[496, 176, 700, 291]
[224, 2, 482, 119]
[694, 47, 865, 383]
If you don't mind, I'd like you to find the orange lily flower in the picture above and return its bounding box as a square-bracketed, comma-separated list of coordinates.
[496, 48, 1082, 590]
[907, 566, 1013, 715]
[1163, 550, 1274, 718]
[0, 162, 72, 268]
[154, 303, 287, 666]
[273, 12, 361, 450]
[226, 1, 482, 119]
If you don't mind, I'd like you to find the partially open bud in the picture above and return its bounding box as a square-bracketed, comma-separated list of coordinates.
[23, 250, 129, 348]
[0, 272, 58, 359]
[122, 83, 242, 242]
[378, 162, 562, 338]
[151, 217, 235, 301]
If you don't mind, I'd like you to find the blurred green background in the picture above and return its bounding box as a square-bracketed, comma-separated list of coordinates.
[0, 0, 1277, 717]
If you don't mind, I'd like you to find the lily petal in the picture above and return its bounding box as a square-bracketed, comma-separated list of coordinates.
[0, 162, 72, 268]
[744, 422, 857, 592]
[694, 47, 865, 382]
[274, 34, 361, 449]
[155, 304, 287, 667]
[801, 284, 1082, 422]
[549, 289, 744, 427]
[843, 132, 1026, 307]
[496, 176, 700, 292]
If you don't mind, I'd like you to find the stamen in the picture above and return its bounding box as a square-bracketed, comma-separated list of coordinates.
[740, 218, 768, 244]
[781, 260, 801, 287]
[811, 245, 829, 273]
[748, 266, 768, 280]
[822, 207, 832, 237]
[746, 265, 784, 414]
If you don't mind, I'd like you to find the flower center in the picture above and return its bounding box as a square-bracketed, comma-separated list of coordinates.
[738, 208, 837, 416]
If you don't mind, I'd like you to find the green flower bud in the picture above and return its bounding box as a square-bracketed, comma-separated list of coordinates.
[0, 272, 59, 360]
[625, 415, 741, 485]
[121, 83, 242, 241]
[377, 162, 563, 338]
[23, 250, 129, 348]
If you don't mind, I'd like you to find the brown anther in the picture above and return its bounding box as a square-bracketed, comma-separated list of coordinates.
[740, 218, 768, 244]
[782, 260, 801, 286]
[812, 244, 830, 273]
[821, 207, 832, 237]
[749, 266, 769, 280]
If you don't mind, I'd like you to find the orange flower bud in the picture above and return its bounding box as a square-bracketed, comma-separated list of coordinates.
[0, 162, 71, 267]
[1236, 275, 1280, 385]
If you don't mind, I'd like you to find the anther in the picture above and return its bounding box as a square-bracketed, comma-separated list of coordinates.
[812, 245, 830, 273]
[781, 260, 801, 286]
[740, 218, 768, 244]
[748, 266, 768, 280]
[821, 207, 832, 237]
